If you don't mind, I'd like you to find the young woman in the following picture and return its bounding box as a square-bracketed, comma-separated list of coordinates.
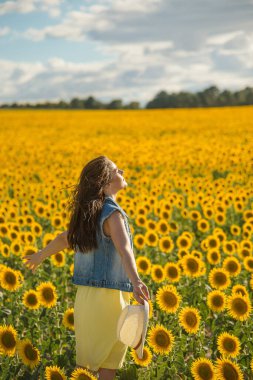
[23, 155, 150, 380]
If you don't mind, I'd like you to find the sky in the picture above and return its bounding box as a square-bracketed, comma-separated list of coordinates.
[0, 0, 253, 106]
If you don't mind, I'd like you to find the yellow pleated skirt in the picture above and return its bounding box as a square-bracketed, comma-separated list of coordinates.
[74, 284, 132, 371]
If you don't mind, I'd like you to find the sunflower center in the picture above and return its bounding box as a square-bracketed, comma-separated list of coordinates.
[155, 269, 163, 278]
[5, 272, 17, 285]
[226, 262, 238, 272]
[24, 344, 38, 360]
[212, 296, 223, 307]
[156, 331, 170, 348]
[214, 272, 227, 285]
[185, 312, 197, 327]
[140, 261, 148, 270]
[163, 291, 177, 307]
[168, 267, 178, 278]
[42, 288, 54, 302]
[27, 293, 38, 305]
[198, 363, 213, 380]
[211, 252, 218, 260]
[232, 298, 248, 315]
[162, 240, 170, 249]
[2, 331, 16, 349]
[223, 338, 236, 353]
[68, 313, 74, 325]
[149, 234, 156, 242]
[223, 363, 239, 380]
[50, 371, 65, 380]
[187, 258, 199, 273]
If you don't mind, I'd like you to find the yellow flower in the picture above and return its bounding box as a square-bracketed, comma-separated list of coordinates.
[158, 236, 174, 254]
[16, 338, 40, 368]
[155, 284, 181, 314]
[147, 324, 174, 355]
[136, 256, 152, 275]
[181, 254, 204, 278]
[214, 358, 244, 380]
[243, 256, 253, 272]
[226, 293, 252, 321]
[207, 290, 226, 313]
[222, 257, 241, 277]
[208, 268, 231, 290]
[130, 346, 152, 367]
[217, 332, 241, 358]
[144, 231, 158, 247]
[45, 365, 67, 380]
[36, 282, 58, 308]
[133, 233, 145, 250]
[231, 284, 249, 298]
[191, 357, 216, 380]
[164, 262, 181, 282]
[63, 308, 74, 331]
[51, 252, 66, 267]
[0, 324, 18, 356]
[207, 249, 221, 265]
[150, 264, 166, 283]
[22, 289, 40, 310]
[178, 307, 201, 334]
[0, 266, 23, 291]
[70, 367, 97, 380]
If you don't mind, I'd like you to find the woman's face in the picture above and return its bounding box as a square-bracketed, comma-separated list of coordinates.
[105, 162, 127, 194]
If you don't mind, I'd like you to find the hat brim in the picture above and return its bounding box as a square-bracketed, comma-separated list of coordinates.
[135, 299, 149, 359]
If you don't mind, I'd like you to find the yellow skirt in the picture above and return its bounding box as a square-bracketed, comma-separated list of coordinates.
[74, 284, 132, 371]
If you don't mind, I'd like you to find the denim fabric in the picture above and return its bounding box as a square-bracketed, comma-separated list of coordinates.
[72, 195, 134, 292]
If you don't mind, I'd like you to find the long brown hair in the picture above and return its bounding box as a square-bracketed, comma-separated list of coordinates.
[66, 156, 115, 253]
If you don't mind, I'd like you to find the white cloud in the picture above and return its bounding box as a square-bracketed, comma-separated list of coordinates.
[0, 26, 10, 37]
[0, 0, 62, 17]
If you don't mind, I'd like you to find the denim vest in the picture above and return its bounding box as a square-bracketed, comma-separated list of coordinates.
[72, 195, 134, 292]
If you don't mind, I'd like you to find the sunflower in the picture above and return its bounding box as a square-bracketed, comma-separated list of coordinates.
[150, 264, 166, 283]
[135, 215, 147, 228]
[214, 358, 244, 380]
[22, 289, 40, 310]
[45, 365, 67, 380]
[206, 236, 221, 250]
[10, 241, 22, 256]
[16, 338, 40, 368]
[130, 346, 152, 367]
[197, 219, 210, 233]
[159, 236, 174, 254]
[230, 224, 241, 236]
[207, 290, 226, 313]
[222, 241, 236, 255]
[51, 252, 66, 267]
[226, 293, 252, 321]
[0, 324, 18, 356]
[136, 256, 152, 275]
[176, 235, 192, 250]
[243, 256, 253, 272]
[181, 254, 204, 278]
[36, 282, 58, 308]
[0, 266, 23, 291]
[207, 250, 221, 265]
[238, 247, 251, 260]
[30, 222, 43, 237]
[156, 284, 182, 314]
[144, 231, 158, 247]
[250, 274, 253, 290]
[164, 262, 181, 282]
[51, 215, 64, 229]
[208, 268, 231, 290]
[178, 307, 201, 334]
[232, 284, 249, 298]
[191, 357, 216, 380]
[217, 332, 241, 358]
[63, 308, 74, 331]
[214, 213, 226, 226]
[70, 263, 74, 275]
[133, 234, 146, 250]
[156, 219, 170, 235]
[147, 324, 174, 355]
[70, 367, 97, 379]
[222, 257, 241, 277]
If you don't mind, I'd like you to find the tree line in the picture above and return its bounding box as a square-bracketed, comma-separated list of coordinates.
[1, 86, 253, 109]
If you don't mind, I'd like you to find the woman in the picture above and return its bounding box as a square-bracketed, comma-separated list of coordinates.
[23, 155, 150, 380]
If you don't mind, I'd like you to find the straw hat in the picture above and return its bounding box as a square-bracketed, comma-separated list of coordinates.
[117, 299, 149, 359]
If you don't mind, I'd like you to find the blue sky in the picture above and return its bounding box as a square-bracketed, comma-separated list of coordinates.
[0, 0, 253, 105]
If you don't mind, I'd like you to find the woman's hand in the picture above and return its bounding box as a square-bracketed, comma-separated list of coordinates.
[23, 251, 45, 274]
[132, 279, 150, 305]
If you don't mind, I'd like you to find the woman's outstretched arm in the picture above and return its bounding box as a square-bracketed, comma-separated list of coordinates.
[23, 231, 69, 273]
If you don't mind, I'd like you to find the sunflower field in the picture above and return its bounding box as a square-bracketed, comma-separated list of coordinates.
[0, 107, 253, 380]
